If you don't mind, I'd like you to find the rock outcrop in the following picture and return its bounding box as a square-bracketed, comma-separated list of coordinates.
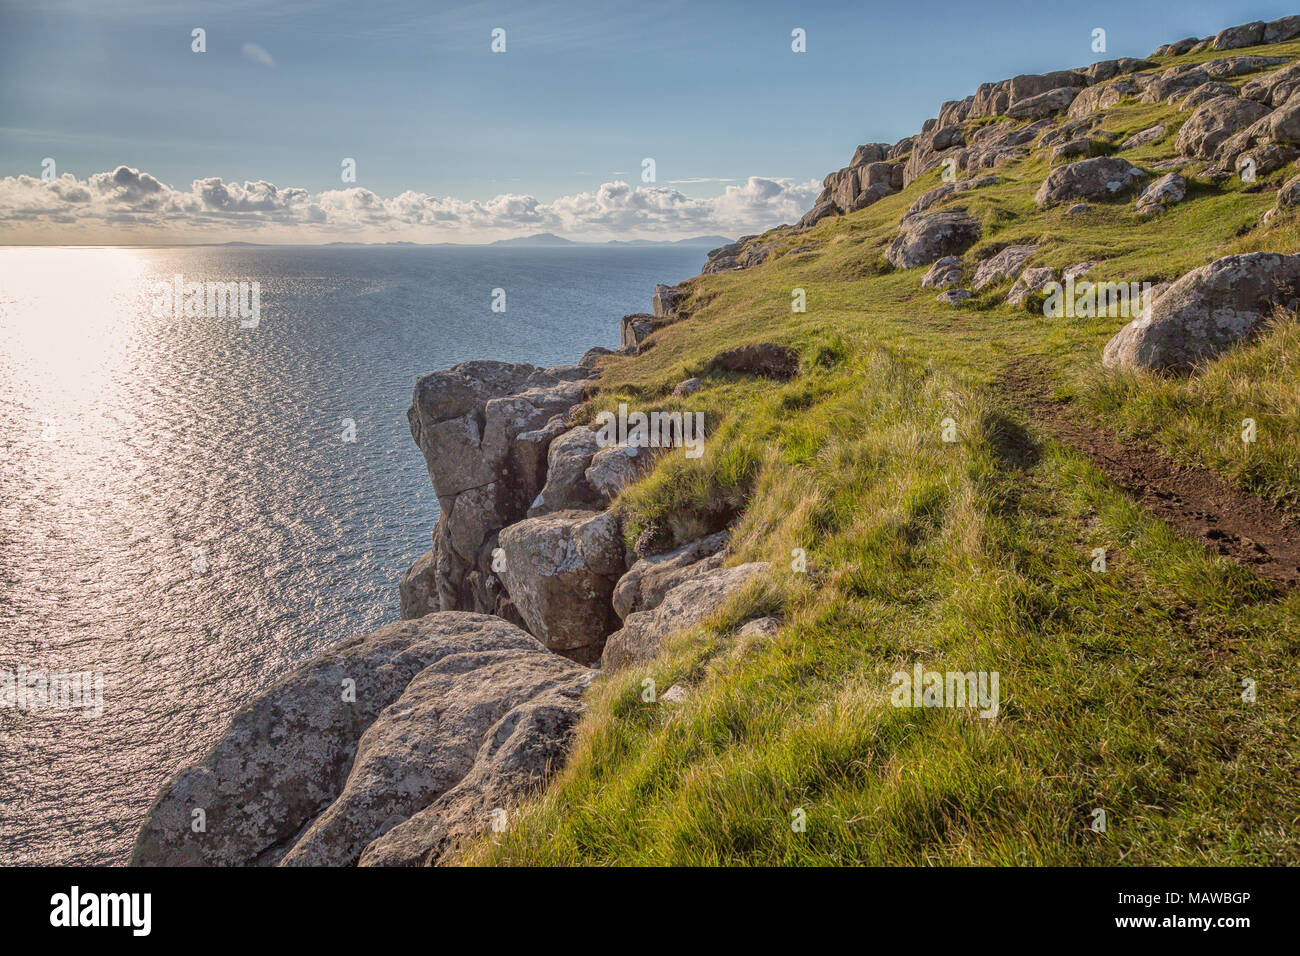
[497, 509, 626, 663]
[887, 210, 982, 268]
[1103, 253, 1300, 372]
[602, 562, 769, 671]
[1035, 157, 1146, 205]
[405, 361, 594, 622]
[132, 613, 591, 867]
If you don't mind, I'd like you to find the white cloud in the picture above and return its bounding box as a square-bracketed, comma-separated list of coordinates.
[241, 42, 276, 67]
[0, 166, 820, 244]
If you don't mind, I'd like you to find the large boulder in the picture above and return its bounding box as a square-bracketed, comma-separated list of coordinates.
[1134, 172, 1187, 215]
[1068, 79, 1137, 118]
[611, 530, 729, 619]
[798, 199, 841, 229]
[903, 176, 998, 219]
[972, 244, 1039, 290]
[497, 509, 626, 663]
[601, 562, 769, 671]
[1102, 253, 1300, 372]
[1006, 86, 1077, 119]
[399, 548, 439, 618]
[131, 613, 589, 867]
[921, 255, 964, 290]
[1176, 96, 1271, 158]
[620, 313, 656, 352]
[1212, 21, 1266, 50]
[1265, 16, 1300, 44]
[1241, 61, 1300, 107]
[1266, 91, 1300, 144]
[407, 362, 592, 618]
[653, 283, 684, 320]
[886, 210, 982, 268]
[1035, 156, 1146, 205]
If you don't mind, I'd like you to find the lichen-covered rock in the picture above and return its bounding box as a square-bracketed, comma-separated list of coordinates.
[620, 313, 656, 352]
[1135, 172, 1187, 215]
[497, 509, 626, 662]
[903, 176, 998, 219]
[1176, 96, 1270, 158]
[611, 530, 729, 619]
[399, 548, 439, 619]
[585, 444, 653, 501]
[653, 283, 684, 320]
[281, 635, 592, 867]
[1102, 252, 1300, 372]
[130, 613, 585, 867]
[579, 346, 614, 368]
[672, 377, 703, 397]
[1241, 61, 1300, 107]
[407, 362, 591, 618]
[601, 562, 769, 671]
[972, 244, 1039, 290]
[528, 426, 605, 515]
[1068, 79, 1137, 118]
[921, 255, 964, 290]
[1266, 90, 1300, 144]
[1212, 21, 1266, 50]
[1006, 266, 1057, 307]
[1006, 86, 1077, 119]
[1173, 82, 1236, 110]
[1035, 156, 1146, 205]
[798, 199, 841, 229]
[887, 210, 982, 268]
[357, 686, 588, 866]
[1120, 124, 1166, 150]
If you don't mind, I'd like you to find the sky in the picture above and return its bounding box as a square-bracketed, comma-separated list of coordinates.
[0, 0, 1295, 244]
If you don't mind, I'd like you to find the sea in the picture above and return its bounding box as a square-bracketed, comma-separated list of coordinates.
[0, 242, 711, 865]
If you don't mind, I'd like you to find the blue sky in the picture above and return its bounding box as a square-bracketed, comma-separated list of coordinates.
[0, 0, 1295, 242]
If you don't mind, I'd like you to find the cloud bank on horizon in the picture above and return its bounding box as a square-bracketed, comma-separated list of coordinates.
[0, 166, 820, 244]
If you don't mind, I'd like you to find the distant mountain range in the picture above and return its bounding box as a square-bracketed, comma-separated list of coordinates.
[211, 234, 732, 249]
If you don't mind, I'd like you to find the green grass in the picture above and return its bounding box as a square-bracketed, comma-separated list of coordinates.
[468, 42, 1300, 865]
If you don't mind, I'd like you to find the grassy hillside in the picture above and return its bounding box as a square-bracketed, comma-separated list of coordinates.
[470, 38, 1300, 865]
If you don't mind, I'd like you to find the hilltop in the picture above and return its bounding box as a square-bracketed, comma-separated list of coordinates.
[133, 18, 1300, 867]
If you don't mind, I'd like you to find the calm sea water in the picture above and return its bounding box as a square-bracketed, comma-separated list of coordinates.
[0, 243, 709, 865]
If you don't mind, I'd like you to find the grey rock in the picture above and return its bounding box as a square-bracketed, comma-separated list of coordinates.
[1068, 80, 1138, 119]
[498, 509, 626, 662]
[921, 255, 964, 290]
[1135, 172, 1187, 215]
[659, 684, 689, 705]
[653, 283, 684, 320]
[1035, 156, 1147, 205]
[612, 530, 729, 619]
[972, 244, 1039, 290]
[602, 562, 769, 671]
[937, 289, 973, 304]
[886, 210, 982, 268]
[131, 613, 580, 867]
[1173, 82, 1236, 110]
[528, 426, 604, 516]
[1265, 16, 1300, 44]
[1006, 86, 1078, 119]
[1102, 253, 1300, 372]
[903, 176, 998, 219]
[798, 199, 841, 229]
[671, 377, 703, 397]
[1241, 61, 1300, 107]
[399, 548, 439, 619]
[735, 616, 782, 639]
[1121, 124, 1167, 150]
[1006, 266, 1057, 307]
[620, 313, 656, 352]
[1212, 21, 1266, 51]
[579, 346, 614, 368]
[585, 443, 653, 502]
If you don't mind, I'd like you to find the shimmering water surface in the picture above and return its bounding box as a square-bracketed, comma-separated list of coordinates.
[0, 243, 708, 865]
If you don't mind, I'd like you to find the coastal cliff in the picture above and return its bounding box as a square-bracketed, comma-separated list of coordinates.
[133, 18, 1300, 866]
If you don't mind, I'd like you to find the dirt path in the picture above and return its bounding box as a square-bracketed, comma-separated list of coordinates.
[1000, 366, 1300, 589]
